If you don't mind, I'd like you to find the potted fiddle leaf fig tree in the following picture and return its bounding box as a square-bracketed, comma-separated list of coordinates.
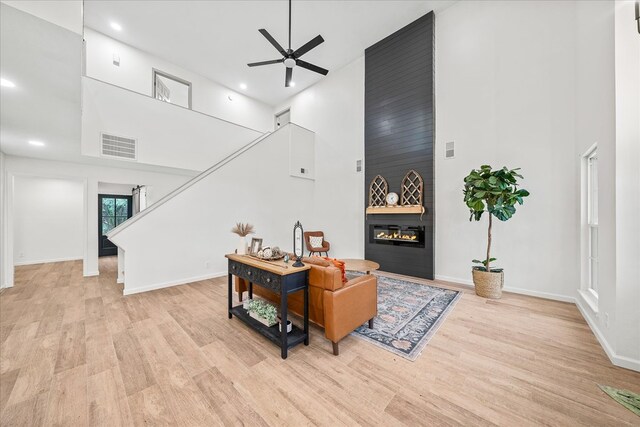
[463, 165, 530, 299]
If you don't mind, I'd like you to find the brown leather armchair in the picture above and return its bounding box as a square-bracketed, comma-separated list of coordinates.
[236, 257, 377, 355]
[304, 231, 330, 257]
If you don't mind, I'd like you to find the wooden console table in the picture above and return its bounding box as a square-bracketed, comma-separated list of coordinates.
[225, 254, 310, 359]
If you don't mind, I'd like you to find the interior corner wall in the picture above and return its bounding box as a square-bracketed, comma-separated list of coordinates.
[273, 57, 365, 259]
[13, 176, 84, 265]
[83, 28, 274, 133]
[612, 0, 640, 367]
[3, 155, 192, 279]
[573, 0, 618, 360]
[0, 151, 6, 287]
[434, 0, 588, 301]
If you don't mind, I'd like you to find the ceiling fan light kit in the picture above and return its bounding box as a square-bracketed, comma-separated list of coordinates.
[247, 0, 329, 87]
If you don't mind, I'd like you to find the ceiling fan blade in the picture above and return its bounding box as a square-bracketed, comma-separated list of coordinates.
[258, 29, 287, 56]
[296, 59, 329, 76]
[285, 67, 293, 87]
[247, 59, 284, 67]
[292, 35, 324, 58]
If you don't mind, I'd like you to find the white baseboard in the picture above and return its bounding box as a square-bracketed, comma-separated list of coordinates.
[575, 299, 640, 372]
[435, 274, 474, 287]
[437, 273, 639, 372]
[84, 270, 99, 277]
[14, 256, 82, 266]
[501, 286, 576, 303]
[123, 271, 227, 296]
[435, 274, 575, 303]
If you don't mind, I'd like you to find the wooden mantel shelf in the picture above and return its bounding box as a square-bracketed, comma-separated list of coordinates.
[366, 206, 424, 214]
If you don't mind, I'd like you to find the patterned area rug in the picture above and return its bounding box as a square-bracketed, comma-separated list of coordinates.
[350, 273, 461, 361]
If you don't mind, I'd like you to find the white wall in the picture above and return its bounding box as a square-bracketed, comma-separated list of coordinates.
[2, 155, 192, 285]
[0, 151, 6, 287]
[84, 28, 274, 133]
[0, 1, 82, 34]
[98, 182, 134, 196]
[573, 0, 618, 361]
[108, 124, 315, 294]
[81, 77, 265, 172]
[613, 0, 640, 367]
[435, 0, 588, 301]
[274, 57, 366, 259]
[13, 176, 84, 265]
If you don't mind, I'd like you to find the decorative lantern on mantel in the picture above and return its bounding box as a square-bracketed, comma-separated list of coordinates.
[366, 170, 425, 219]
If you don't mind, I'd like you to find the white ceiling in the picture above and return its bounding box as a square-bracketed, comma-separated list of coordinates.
[84, 1, 455, 106]
[0, 3, 82, 161]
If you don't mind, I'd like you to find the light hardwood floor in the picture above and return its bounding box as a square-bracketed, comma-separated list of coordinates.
[1, 258, 639, 426]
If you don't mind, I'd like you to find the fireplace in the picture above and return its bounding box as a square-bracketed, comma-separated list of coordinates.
[369, 224, 425, 248]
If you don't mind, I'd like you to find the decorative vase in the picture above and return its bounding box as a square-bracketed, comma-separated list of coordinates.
[472, 269, 504, 299]
[237, 236, 248, 255]
[279, 320, 293, 334]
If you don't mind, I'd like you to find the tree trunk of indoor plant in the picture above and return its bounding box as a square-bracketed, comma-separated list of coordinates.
[486, 213, 492, 272]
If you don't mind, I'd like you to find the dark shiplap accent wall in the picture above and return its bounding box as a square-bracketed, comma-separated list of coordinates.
[364, 12, 434, 279]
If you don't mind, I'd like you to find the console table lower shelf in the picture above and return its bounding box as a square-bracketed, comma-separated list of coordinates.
[226, 254, 310, 359]
[229, 306, 307, 349]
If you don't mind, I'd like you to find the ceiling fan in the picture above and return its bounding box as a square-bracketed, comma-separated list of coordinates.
[247, 0, 328, 87]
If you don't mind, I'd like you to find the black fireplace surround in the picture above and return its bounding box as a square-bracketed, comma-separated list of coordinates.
[369, 225, 425, 248]
[364, 12, 434, 279]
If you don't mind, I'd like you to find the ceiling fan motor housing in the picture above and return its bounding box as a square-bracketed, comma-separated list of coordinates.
[284, 58, 296, 68]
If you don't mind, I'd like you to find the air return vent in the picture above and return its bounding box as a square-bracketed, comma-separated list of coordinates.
[101, 133, 137, 160]
[445, 141, 455, 159]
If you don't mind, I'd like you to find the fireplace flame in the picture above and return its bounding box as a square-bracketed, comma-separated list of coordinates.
[376, 231, 418, 241]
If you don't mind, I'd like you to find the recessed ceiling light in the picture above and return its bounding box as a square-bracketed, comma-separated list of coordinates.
[110, 22, 122, 31]
[1, 78, 16, 88]
[290, 82, 296, 87]
[239, 83, 247, 90]
[28, 140, 45, 147]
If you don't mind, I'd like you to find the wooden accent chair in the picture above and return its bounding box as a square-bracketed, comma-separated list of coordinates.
[304, 231, 330, 257]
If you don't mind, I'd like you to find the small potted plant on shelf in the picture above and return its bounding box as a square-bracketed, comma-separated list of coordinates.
[245, 299, 278, 327]
[463, 165, 530, 299]
[231, 222, 254, 255]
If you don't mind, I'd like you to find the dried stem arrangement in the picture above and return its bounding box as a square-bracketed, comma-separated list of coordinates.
[231, 222, 255, 237]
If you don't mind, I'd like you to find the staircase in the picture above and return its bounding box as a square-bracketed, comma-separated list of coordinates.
[107, 123, 316, 294]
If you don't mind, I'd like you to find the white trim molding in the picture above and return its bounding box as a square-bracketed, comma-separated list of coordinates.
[14, 256, 83, 266]
[123, 271, 227, 296]
[435, 275, 576, 303]
[437, 274, 638, 371]
[576, 299, 640, 372]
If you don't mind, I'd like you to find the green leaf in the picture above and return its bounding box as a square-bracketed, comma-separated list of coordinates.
[473, 201, 484, 211]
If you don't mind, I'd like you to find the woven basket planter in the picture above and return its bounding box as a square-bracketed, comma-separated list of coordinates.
[472, 269, 504, 299]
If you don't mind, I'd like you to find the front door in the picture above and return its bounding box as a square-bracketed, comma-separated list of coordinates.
[99, 194, 132, 257]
